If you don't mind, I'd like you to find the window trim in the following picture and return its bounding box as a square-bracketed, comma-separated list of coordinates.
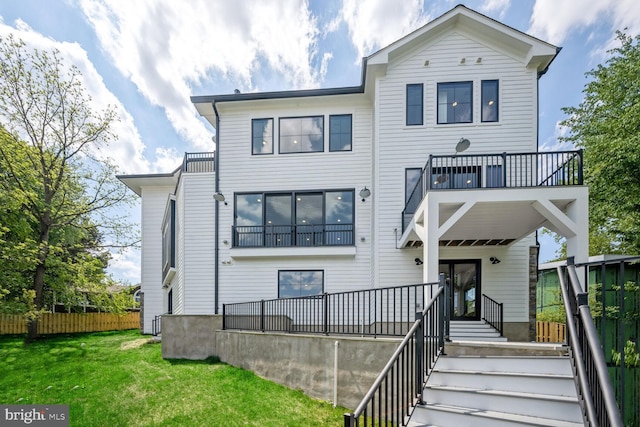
[278, 115, 325, 154]
[278, 270, 324, 298]
[437, 81, 473, 125]
[406, 83, 424, 126]
[329, 114, 353, 152]
[481, 80, 499, 123]
[252, 118, 274, 155]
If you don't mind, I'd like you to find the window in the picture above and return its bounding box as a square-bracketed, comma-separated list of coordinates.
[406, 84, 423, 125]
[279, 116, 324, 153]
[278, 270, 323, 298]
[167, 289, 173, 314]
[233, 190, 354, 247]
[329, 114, 352, 151]
[481, 80, 499, 122]
[252, 118, 273, 154]
[161, 199, 176, 280]
[438, 82, 472, 124]
[486, 165, 503, 188]
[432, 166, 480, 189]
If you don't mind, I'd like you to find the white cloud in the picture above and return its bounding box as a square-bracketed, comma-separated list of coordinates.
[479, 0, 510, 20]
[338, 0, 431, 61]
[109, 247, 141, 285]
[78, 0, 328, 152]
[0, 18, 151, 174]
[529, 0, 640, 45]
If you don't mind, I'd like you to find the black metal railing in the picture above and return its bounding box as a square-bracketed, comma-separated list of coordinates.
[343, 274, 447, 426]
[402, 150, 583, 231]
[183, 152, 215, 173]
[558, 257, 623, 427]
[223, 282, 440, 337]
[152, 314, 162, 336]
[482, 294, 503, 336]
[232, 223, 354, 249]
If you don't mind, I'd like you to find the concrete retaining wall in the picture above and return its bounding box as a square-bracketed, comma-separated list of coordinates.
[161, 314, 401, 409]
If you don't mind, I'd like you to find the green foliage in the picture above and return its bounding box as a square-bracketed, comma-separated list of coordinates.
[612, 340, 640, 368]
[537, 308, 566, 323]
[0, 35, 138, 325]
[0, 331, 347, 426]
[561, 32, 640, 255]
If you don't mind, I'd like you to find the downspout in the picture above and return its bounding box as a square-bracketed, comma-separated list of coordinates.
[213, 101, 220, 314]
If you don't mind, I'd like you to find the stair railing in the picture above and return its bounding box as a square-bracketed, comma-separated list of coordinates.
[558, 257, 623, 427]
[482, 294, 503, 336]
[343, 274, 446, 427]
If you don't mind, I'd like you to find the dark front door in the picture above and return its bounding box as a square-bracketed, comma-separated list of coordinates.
[439, 260, 481, 320]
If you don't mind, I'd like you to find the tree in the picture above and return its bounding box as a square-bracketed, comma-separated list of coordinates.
[561, 31, 640, 256]
[0, 35, 137, 339]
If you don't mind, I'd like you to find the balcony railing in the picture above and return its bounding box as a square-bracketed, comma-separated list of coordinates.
[183, 152, 215, 173]
[402, 150, 583, 231]
[232, 223, 354, 248]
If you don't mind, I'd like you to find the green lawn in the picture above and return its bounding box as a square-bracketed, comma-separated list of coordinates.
[0, 330, 347, 426]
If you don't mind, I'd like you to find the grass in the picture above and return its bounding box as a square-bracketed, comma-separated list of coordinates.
[0, 330, 347, 426]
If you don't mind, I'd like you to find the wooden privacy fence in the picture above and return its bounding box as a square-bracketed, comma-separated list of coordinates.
[0, 312, 140, 335]
[536, 321, 567, 343]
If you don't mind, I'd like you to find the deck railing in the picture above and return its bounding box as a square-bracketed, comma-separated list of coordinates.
[558, 258, 623, 427]
[223, 282, 440, 337]
[232, 223, 354, 248]
[482, 294, 503, 336]
[343, 275, 447, 426]
[152, 314, 162, 336]
[403, 150, 583, 231]
[183, 152, 215, 173]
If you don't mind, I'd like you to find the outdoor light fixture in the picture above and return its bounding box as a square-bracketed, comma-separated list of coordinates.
[455, 137, 471, 153]
[213, 192, 227, 205]
[359, 187, 371, 202]
[415, 258, 424, 266]
[490, 256, 501, 265]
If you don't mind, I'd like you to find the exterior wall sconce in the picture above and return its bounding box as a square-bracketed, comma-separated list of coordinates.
[415, 258, 424, 265]
[213, 192, 227, 205]
[490, 256, 501, 265]
[359, 187, 371, 202]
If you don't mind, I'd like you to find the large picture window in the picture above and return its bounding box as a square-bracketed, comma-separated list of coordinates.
[279, 116, 324, 153]
[406, 84, 424, 126]
[161, 199, 176, 280]
[481, 80, 499, 122]
[329, 114, 352, 151]
[437, 81, 472, 124]
[233, 190, 354, 248]
[278, 270, 324, 298]
[252, 118, 273, 154]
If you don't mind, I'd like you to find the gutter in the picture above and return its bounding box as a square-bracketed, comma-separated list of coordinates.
[213, 101, 220, 314]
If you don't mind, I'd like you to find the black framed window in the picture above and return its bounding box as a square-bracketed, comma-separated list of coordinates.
[481, 80, 499, 122]
[432, 166, 480, 189]
[329, 114, 352, 151]
[233, 190, 354, 247]
[161, 199, 176, 280]
[437, 81, 472, 124]
[279, 116, 324, 153]
[278, 270, 324, 298]
[167, 289, 173, 314]
[406, 84, 423, 126]
[252, 118, 273, 154]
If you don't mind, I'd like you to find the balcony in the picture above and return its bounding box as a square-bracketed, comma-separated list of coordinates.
[402, 150, 583, 232]
[183, 152, 215, 173]
[232, 223, 354, 248]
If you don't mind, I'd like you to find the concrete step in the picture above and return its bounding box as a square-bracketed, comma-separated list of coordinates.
[435, 355, 573, 376]
[448, 320, 507, 342]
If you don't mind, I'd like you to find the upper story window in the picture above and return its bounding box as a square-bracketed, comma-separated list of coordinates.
[233, 190, 354, 248]
[481, 80, 499, 122]
[437, 81, 472, 124]
[279, 116, 324, 153]
[329, 114, 352, 151]
[278, 270, 324, 298]
[162, 198, 176, 281]
[406, 84, 424, 126]
[252, 118, 273, 154]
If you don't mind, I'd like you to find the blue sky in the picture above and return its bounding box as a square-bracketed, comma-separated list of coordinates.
[0, 0, 638, 284]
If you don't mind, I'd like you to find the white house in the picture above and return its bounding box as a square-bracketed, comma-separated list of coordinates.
[119, 5, 588, 340]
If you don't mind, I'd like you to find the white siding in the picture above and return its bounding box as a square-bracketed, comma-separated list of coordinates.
[139, 186, 174, 334]
[373, 30, 540, 289]
[217, 98, 375, 304]
[182, 173, 216, 313]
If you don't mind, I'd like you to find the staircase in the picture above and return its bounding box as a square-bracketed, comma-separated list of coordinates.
[409, 343, 583, 427]
[449, 320, 507, 342]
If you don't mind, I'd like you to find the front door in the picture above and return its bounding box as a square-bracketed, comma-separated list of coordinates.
[439, 260, 480, 320]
